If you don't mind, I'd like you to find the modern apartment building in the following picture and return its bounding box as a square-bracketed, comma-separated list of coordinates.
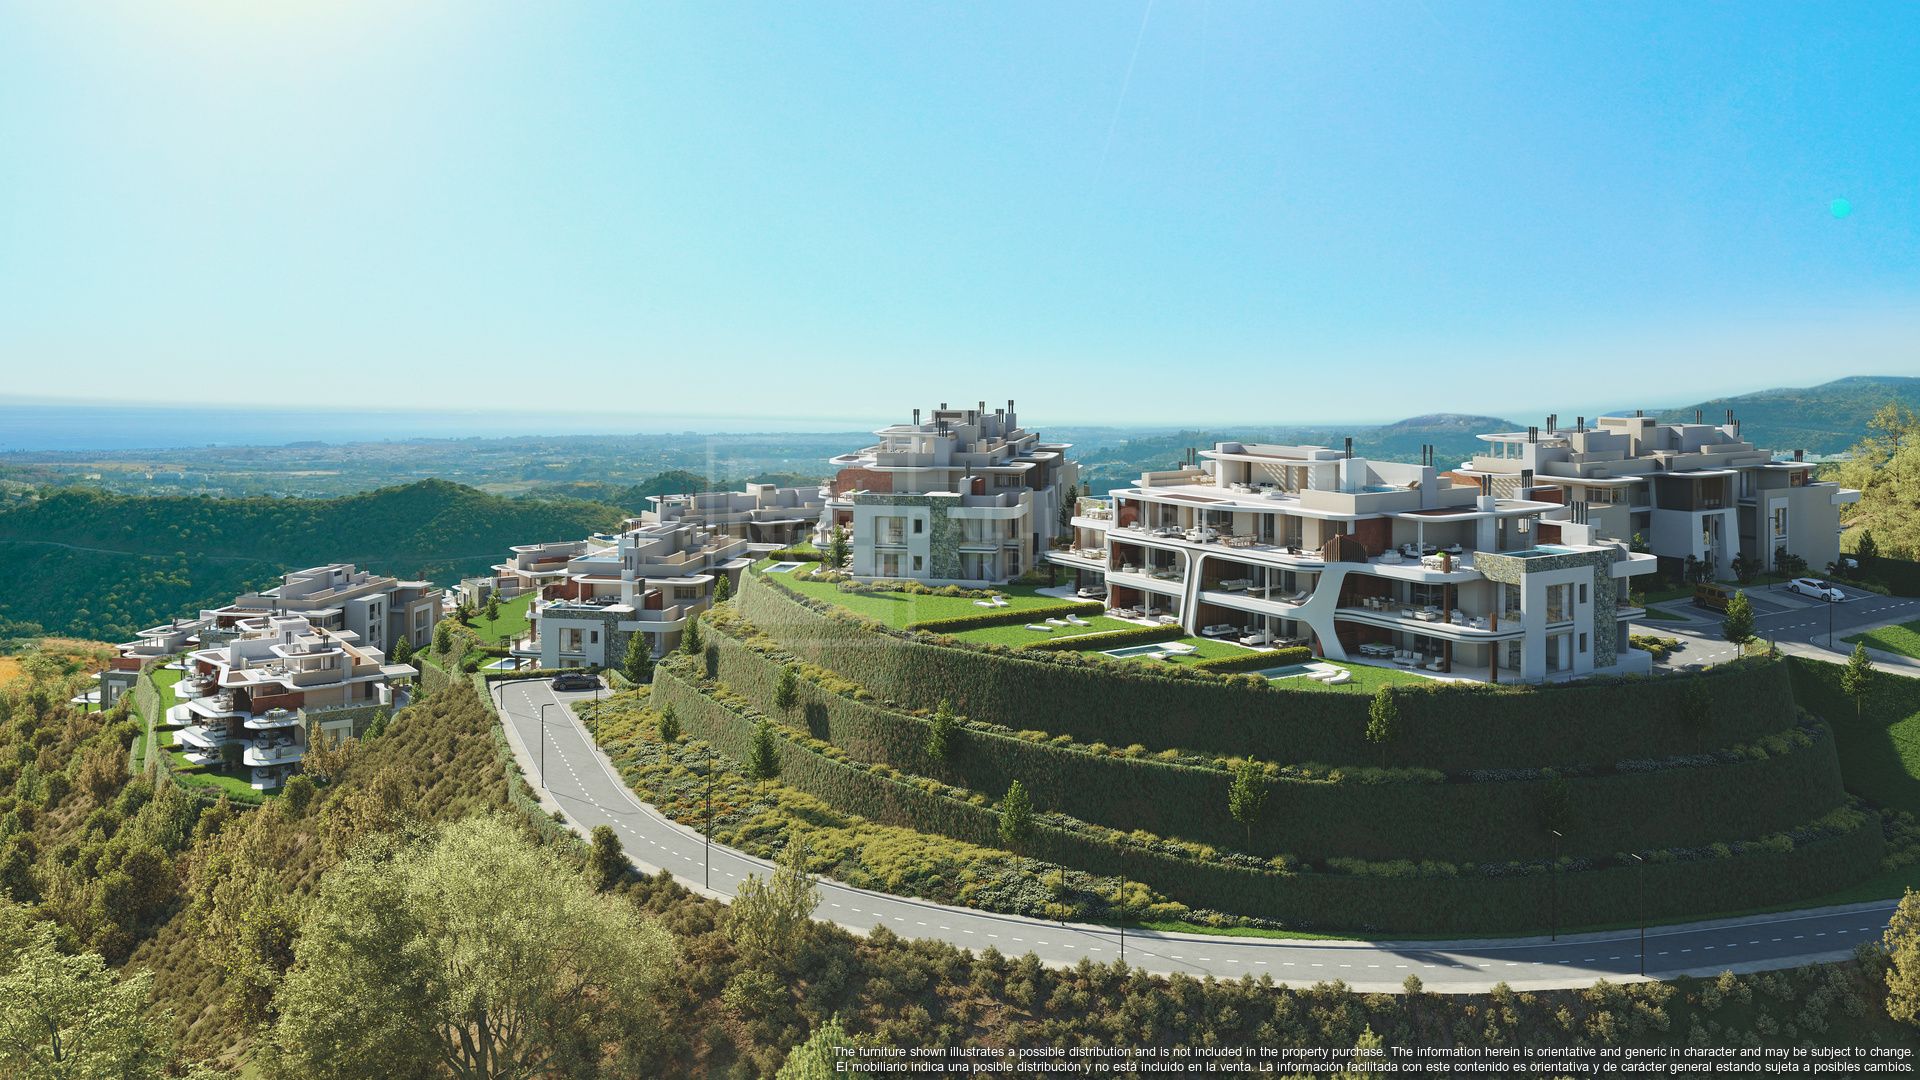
[168, 615, 414, 790]
[644, 483, 824, 546]
[512, 520, 753, 668]
[1455, 412, 1860, 580]
[1057, 439, 1658, 683]
[100, 616, 210, 709]
[204, 564, 443, 654]
[820, 400, 1078, 585]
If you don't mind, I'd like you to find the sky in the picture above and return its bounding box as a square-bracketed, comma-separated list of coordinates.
[1, 2, 1916, 430]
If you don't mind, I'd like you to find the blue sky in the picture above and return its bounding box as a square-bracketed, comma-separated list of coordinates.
[1, 2, 1915, 428]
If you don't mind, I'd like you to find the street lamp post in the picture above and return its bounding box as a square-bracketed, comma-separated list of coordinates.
[1829, 597, 1837, 650]
[1550, 828, 1563, 942]
[1629, 852, 1647, 977]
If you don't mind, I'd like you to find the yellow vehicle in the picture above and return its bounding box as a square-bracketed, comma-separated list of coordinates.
[1693, 582, 1733, 612]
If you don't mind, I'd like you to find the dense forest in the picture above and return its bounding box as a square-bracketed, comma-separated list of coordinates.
[0, 480, 626, 642]
[2, 661, 1916, 1077]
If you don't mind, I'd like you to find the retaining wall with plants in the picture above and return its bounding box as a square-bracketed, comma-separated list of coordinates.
[652, 660, 1883, 935]
[738, 570, 1806, 771]
[701, 617, 1851, 865]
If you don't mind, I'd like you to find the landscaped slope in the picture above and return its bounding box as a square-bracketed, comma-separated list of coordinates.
[0, 480, 625, 641]
[663, 568, 1886, 935]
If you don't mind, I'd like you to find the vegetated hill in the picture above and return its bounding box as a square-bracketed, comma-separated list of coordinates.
[1074, 414, 1516, 494]
[0, 479, 625, 642]
[525, 469, 825, 514]
[1655, 376, 1920, 455]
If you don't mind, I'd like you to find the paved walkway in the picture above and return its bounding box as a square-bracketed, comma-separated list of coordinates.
[490, 679, 1900, 995]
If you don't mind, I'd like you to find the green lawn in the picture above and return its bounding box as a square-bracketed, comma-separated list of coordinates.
[471, 591, 536, 645]
[1844, 617, 1920, 661]
[946, 614, 1141, 647]
[159, 729, 266, 800]
[1279, 660, 1438, 693]
[762, 564, 1088, 628]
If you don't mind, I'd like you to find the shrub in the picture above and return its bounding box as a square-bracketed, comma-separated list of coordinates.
[906, 601, 1104, 634]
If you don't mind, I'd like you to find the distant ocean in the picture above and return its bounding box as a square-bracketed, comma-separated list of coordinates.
[0, 402, 881, 453]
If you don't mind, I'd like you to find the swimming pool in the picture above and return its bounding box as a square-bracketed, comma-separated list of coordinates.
[1254, 663, 1313, 680]
[766, 561, 806, 573]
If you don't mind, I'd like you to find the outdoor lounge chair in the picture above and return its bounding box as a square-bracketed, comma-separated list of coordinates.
[1024, 624, 1052, 632]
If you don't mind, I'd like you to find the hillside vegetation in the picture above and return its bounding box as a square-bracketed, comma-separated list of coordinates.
[3, 659, 1914, 1075]
[0, 480, 625, 642]
[1658, 375, 1920, 455]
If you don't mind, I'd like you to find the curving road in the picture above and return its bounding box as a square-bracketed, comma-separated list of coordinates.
[492, 679, 1896, 994]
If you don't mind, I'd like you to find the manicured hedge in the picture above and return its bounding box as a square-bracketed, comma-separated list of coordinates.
[701, 619, 1852, 865]
[1191, 647, 1313, 673]
[907, 601, 1105, 634]
[738, 570, 1806, 772]
[654, 663, 1883, 935]
[1018, 623, 1186, 652]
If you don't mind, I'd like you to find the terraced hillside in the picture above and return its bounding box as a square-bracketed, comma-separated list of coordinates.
[649, 565, 1885, 936]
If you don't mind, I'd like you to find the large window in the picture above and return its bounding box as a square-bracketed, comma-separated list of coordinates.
[1773, 507, 1788, 538]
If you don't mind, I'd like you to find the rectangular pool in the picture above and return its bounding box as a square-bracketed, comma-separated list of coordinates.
[1103, 642, 1198, 661]
[766, 561, 806, 573]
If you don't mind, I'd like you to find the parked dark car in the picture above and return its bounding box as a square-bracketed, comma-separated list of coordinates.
[550, 672, 600, 691]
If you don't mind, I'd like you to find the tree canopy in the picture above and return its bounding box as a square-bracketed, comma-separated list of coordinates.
[271, 816, 677, 1079]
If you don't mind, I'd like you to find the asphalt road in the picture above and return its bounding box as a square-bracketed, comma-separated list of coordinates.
[1639, 583, 1920, 671]
[492, 679, 1897, 994]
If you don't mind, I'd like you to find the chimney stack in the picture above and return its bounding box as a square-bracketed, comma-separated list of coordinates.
[1725, 409, 1734, 426]
[1576, 416, 1586, 432]
[1794, 448, 1805, 462]
[1343, 436, 1354, 459]
[1634, 408, 1643, 418]
[1547, 414, 1557, 433]
[1528, 425, 1538, 444]
[1696, 409, 1703, 423]
[912, 408, 921, 426]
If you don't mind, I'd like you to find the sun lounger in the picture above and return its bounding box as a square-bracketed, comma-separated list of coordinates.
[974, 599, 995, 608]
[1066, 615, 1091, 626]
[1024, 624, 1052, 632]
[1045, 618, 1067, 626]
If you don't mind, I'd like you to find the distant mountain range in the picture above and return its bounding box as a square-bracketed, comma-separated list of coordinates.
[1650, 376, 1920, 455]
[1074, 414, 1517, 494]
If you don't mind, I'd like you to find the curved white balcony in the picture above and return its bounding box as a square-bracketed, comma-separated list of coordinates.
[243, 739, 305, 767]
[243, 708, 302, 731]
[175, 675, 217, 700]
[175, 725, 231, 752]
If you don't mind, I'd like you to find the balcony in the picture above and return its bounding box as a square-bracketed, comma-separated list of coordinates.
[244, 708, 302, 731]
[244, 739, 305, 767]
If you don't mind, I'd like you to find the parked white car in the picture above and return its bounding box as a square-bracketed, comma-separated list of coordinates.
[1787, 578, 1844, 602]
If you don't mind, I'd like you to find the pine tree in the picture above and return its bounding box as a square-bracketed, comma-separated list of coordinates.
[657, 705, 681, 744]
[681, 613, 704, 656]
[926, 699, 958, 761]
[997, 780, 1033, 847]
[1227, 758, 1270, 847]
[622, 632, 653, 685]
[748, 720, 781, 781]
[390, 635, 414, 664]
[1721, 590, 1755, 651]
[826, 525, 850, 571]
[484, 593, 501, 634]
[714, 574, 732, 603]
[774, 666, 800, 715]
[1843, 641, 1875, 722]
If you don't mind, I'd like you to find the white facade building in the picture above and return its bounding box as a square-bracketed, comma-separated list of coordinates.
[169, 615, 414, 790]
[513, 520, 754, 668]
[1456, 412, 1861, 581]
[820, 400, 1077, 585]
[1056, 440, 1658, 684]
